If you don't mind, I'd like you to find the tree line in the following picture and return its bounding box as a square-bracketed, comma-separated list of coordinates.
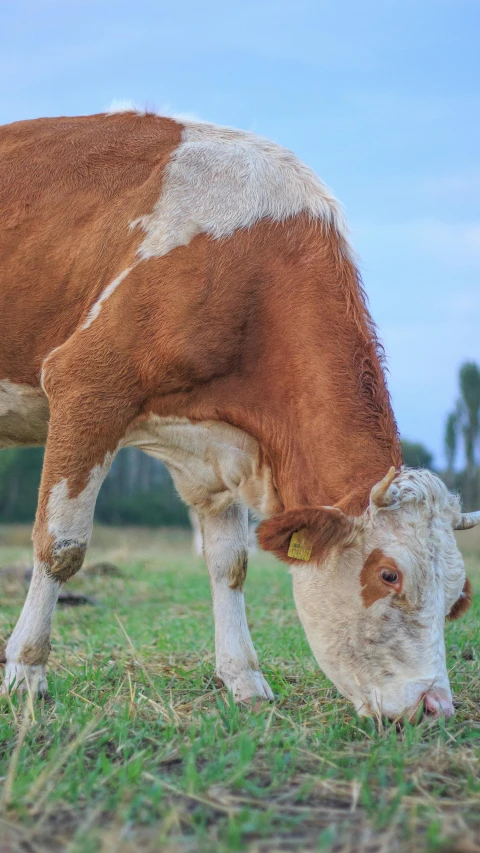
[1, 361, 479, 525]
[0, 446, 188, 527]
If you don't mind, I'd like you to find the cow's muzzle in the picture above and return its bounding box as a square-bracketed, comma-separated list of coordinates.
[422, 687, 455, 720]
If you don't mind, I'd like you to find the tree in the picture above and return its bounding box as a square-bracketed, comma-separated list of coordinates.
[444, 361, 480, 509]
[444, 411, 458, 487]
[0, 447, 44, 522]
[459, 362, 480, 474]
[401, 439, 434, 469]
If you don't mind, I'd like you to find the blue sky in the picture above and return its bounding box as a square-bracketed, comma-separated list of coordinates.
[2, 0, 479, 466]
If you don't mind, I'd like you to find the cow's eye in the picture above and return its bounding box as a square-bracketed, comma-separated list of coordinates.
[380, 569, 398, 584]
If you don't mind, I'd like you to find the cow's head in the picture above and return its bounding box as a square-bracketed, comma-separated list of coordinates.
[258, 468, 478, 721]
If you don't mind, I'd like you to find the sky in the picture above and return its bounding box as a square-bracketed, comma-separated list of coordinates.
[2, 0, 479, 467]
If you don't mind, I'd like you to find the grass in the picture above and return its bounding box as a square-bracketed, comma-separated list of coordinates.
[0, 524, 479, 853]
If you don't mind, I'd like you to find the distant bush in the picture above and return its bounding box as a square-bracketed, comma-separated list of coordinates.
[0, 447, 44, 522]
[95, 486, 189, 527]
[400, 440, 434, 469]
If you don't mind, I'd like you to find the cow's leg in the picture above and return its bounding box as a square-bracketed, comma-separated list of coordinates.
[3, 384, 130, 694]
[3, 443, 115, 694]
[201, 504, 273, 703]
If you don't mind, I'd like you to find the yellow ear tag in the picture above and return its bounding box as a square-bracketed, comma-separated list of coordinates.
[288, 530, 312, 561]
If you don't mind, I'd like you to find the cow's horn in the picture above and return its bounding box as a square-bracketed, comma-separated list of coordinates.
[454, 511, 480, 530]
[370, 466, 397, 507]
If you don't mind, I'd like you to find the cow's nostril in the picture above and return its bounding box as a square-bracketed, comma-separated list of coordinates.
[423, 699, 438, 718]
[423, 691, 454, 721]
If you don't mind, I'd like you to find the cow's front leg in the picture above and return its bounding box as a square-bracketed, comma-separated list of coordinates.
[3, 436, 115, 695]
[3, 376, 133, 694]
[201, 504, 273, 703]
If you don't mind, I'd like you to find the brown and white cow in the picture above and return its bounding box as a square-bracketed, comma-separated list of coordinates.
[1, 110, 478, 720]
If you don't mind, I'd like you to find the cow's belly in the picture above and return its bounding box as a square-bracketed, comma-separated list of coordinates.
[123, 415, 279, 517]
[0, 381, 49, 448]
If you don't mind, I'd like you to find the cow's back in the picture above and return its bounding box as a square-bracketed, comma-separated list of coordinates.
[0, 113, 182, 383]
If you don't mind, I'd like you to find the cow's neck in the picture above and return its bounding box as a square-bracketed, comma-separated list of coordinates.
[255, 309, 402, 513]
[152, 220, 403, 515]
[247, 238, 400, 512]
[205, 368, 402, 516]
[268, 410, 402, 515]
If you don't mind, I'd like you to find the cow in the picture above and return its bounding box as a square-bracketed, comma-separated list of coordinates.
[1, 110, 478, 721]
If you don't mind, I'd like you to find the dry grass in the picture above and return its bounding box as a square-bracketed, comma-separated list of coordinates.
[0, 523, 479, 853]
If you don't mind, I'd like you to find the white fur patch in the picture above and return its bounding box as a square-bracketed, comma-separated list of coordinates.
[202, 505, 273, 701]
[3, 564, 58, 695]
[291, 467, 465, 718]
[82, 267, 134, 329]
[47, 454, 114, 545]
[123, 414, 278, 517]
[82, 115, 350, 329]
[0, 380, 49, 448]
[131, 120, 349, 259]
[188, 508, 204, 556]
[371, 467, 465, 615]
[189, 506, 257, 556]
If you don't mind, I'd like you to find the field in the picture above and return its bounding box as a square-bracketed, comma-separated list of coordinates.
[0, 524, 479, 853]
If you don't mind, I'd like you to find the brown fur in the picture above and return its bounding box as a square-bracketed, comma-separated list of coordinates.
[47, 544, 87, 582]
[360, 549, 403, 607]
[257, 507, 357, 564]
[229, 550, 248, 590]
[137, 218, 402, 511]
[19, 641, 51, 667]
[0, 113, 182, 385]
[0, 112, 403, 575]
[447, 577, 472, 620]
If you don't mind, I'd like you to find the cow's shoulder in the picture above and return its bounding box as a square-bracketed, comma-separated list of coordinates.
[131, 116, 350, 260]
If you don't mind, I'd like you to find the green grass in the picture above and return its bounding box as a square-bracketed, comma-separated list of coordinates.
[0, 524, 479, 853]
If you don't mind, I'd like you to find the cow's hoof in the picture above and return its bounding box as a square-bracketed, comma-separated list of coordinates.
[219, 669, 274, 704]
[2, 662, 48, 697]
[237, 693, 273, 713]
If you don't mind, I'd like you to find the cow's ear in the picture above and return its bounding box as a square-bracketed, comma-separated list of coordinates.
[447, 578, 472, 620]
[257, 506, 358, 565]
